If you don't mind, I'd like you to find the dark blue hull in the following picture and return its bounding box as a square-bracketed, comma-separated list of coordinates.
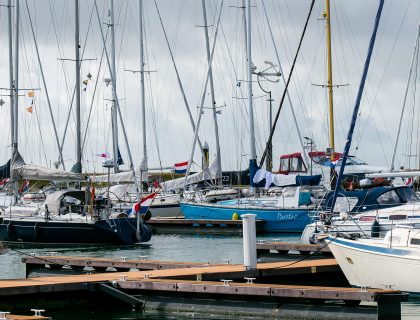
[0, 218, 152, 245]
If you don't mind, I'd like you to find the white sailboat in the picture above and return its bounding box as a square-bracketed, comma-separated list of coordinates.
[327, 227, 420, 293]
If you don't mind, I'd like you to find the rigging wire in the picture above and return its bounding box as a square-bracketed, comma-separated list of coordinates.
[259, 0, 316, 167]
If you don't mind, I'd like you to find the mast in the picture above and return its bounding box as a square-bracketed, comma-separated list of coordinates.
[390, 22, 420, 171]
[246, 0, 257, 187]
[13, 0, 19, 152]
[329, 0, 384, 212]
[139, 0, 147, 178]
[325, 0, 335, 161]
[109, 0, 119, 173]
[74, 0, 82, 173]
[261, 1, 310, 170]
[201, 0, 222, 184]
[8, 0, 14, 153]
[11, 0, 19, 203]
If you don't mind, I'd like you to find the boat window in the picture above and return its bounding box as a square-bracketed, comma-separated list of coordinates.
[388, 214, 407, 220]
[377, 190, 401, 205]
[289, 157, 307, 172]
[410, 238, 420, 245]
[358, 216, 376, 222]
[396, 187, 419, 202]
[336, 157, 367, 166]
[279, 158, 288, 172]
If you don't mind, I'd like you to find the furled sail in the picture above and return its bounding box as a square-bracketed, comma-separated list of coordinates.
[161, 160, 220, 190]
[11, 151, 85, 182]
[90, 168, 147, 183]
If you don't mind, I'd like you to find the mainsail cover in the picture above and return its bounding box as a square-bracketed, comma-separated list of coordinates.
[11, 151, 86, 182]
[90, 168, 147, 183]
[161, 160, 220, 190]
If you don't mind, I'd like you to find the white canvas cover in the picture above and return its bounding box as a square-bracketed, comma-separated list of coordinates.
[90, 169, 148, 183]
[161, 160, 220, 190]
[11, 151, 86, 182]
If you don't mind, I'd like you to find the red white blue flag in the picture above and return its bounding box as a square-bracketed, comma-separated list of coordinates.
[405, 178, 413, 187]
[131, 192, 157, 215]
[174, 161, 188, 174]
[19, 179, 29, 193]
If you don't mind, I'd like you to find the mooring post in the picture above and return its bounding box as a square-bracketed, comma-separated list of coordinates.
[376, 293, 408, 320]
[242, 214, 257, 269]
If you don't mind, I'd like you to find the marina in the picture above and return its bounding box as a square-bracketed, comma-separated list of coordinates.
[1, 0, 420, 319]
[0, 251, 408, 320]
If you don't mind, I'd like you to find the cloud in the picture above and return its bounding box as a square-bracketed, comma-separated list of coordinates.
[0, 0, 419, 174]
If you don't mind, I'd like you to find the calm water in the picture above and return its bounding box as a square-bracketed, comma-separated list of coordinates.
[0, 233, 419, 319]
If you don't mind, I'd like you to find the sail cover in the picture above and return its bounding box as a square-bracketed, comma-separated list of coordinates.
[161, 160, 220, 190]
[11, 151, 86, 182]
[90, 168, 147, 183]
[252, 167, 321, 189]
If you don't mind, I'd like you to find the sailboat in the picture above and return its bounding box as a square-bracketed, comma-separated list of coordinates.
[321, 0, 420, 293]
[0, 0, 152, 245]
[179, 0, 327, 233]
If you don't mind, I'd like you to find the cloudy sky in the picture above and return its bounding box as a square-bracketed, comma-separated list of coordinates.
[0, 0, 419, 175]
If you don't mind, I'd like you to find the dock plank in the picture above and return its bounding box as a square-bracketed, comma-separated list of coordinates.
[115, 278, 400, 302]
[1, 259, 339, 295]
[23, 255, 209, 271]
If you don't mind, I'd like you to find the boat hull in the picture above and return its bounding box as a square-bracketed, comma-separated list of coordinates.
[0, 217, 152, 245]
[180, 202, 311, 232]
[328, 236, 420, 293]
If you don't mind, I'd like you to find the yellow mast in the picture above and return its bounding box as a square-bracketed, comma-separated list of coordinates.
[324, 0, 335, 161]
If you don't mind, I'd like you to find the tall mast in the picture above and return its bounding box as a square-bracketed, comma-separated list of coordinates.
[109, 0, 119, 172]
[201, 0, 221, 184]
[8, 0, 14, 152]
[139, 0, 147, 177]
[11, 0, 19, 203]
[74, 0, 82, 173]
[13, 0, 19, 152]
[246, 0, 257, 187]
[325, 0, 335, 160]
[390, 22, 420, 171]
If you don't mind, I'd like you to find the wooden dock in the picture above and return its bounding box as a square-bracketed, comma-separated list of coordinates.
[20, 256, 340, 283]
[0, 255, 407, 320]
[1, 255, 407, 319]
[148, 217, 264, 235]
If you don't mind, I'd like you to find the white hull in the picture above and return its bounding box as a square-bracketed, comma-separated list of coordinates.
[328, 236, 420, 292]
[302, 219, 420, 243]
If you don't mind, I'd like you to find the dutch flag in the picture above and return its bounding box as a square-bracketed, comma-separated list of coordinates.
[174, 161, 188, 174]
[131, 192, 157, 215]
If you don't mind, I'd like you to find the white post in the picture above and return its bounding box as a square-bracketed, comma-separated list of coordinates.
[242, 213, 257, 269]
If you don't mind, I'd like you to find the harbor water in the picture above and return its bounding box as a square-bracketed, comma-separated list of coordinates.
[0, 233, 419, 319]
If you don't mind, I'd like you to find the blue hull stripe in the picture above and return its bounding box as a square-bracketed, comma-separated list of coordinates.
[327, 236, 417, 258]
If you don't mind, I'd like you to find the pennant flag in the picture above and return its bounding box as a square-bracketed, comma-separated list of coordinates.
[28, 91, 34, 98]
[82, 79, 89, 85]
[405, 178, 413, 187]
[94, 152, 110, 158]
[131, 192, 157, 215]
[117, 148, 124, 165]
[174, 161, 188, 174]
[27, 106, 33, 113]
